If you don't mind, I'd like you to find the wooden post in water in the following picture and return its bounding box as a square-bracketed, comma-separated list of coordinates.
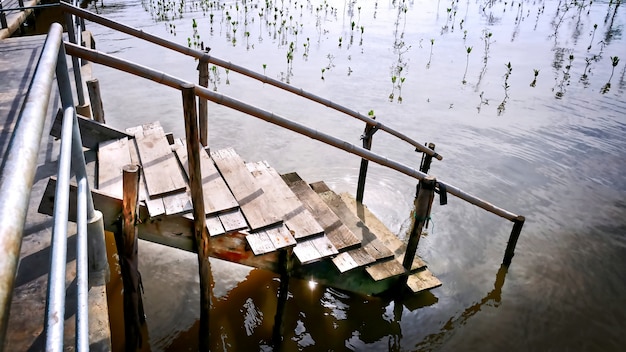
[115, 164, 145, 350]
[86, 78, 105, 123]
[197, 59, 209, 147]
[503, 216, 525, 265]
[272, 248, 293, 349]
[415, 143, 436, 198]
[182, 84, 212, 351]
[356, 118, 377, 203]
[402, 176, 436, 286]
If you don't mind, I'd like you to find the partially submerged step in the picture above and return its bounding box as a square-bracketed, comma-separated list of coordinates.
[245, 224, 297, 255]
[281, 173, 360, 251]
[406, 269, 442, 293]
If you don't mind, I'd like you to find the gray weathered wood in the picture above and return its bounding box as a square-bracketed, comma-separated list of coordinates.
[162, 188, 193, 216]
[332, 247, 376, 273]
[246, 231, 276, 255]
[97, 138, 132, 199]
[211, 148, 282, 230]
[292, 239, 321, 264]
[406, 269, 442, 293]
[218, 209, 248, 233]
[51, 109, 130, 149]
[206, 215, 226, 236]
[175, 142, 238, 215]
[366, 259, 406, 281]
[86, 79, 105, 123]
[281, 173, 359, 251]
[135, 126, 187, 198]
[246, 162, 324, 240]
[127, 136, 165, 217]
[264, 224, 297, 250]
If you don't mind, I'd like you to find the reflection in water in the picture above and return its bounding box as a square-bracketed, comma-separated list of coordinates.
[415, 265, 509, 350]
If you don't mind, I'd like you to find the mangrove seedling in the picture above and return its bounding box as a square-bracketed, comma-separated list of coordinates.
[601, 56, 620, 94]
[588, 23, 598, 50]
[463, 46, 472, 84]
[263, 63, 267, 75]
[530, 69, 539, 87]
[427, 39, 434, 69]
[321, 68, 326, 80]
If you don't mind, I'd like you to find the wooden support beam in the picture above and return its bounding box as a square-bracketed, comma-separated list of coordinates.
[116, 164, 145, 350]
[86, 78, 105, 123]
[402, 176, 436, 286]
[182, 84, 212, 352]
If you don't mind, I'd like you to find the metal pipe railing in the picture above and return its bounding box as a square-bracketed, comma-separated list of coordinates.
[59, 2, 442, 161]
[65, 42, 521, 222]
[0, 23, 63, 348]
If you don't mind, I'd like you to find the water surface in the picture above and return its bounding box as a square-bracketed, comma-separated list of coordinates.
[82, 0, 625, 350]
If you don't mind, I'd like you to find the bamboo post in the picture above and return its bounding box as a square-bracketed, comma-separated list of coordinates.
[197, 59, 209, 147]
[86, 78, 105, 123]
[503, 216, 525, 266]
[402, 176, 436, 285]
[115, 164, 145, 350]
[272, 248, 293, 349]
[182, 84, 212, 351]
[356, 119, 377, 203]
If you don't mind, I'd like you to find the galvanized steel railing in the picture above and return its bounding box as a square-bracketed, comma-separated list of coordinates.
[0, 23, 107, 351]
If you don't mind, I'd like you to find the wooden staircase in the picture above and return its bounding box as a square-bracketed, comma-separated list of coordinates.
[44, 120, 441, 295]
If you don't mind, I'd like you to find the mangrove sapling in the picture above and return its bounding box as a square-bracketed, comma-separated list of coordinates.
[263, 63, 267, 75]
[588, 23, 598, 50]
[427, 39, 435, 69]
[497, 62, 512, 116]
[601, 56, 620, 94]
[530, 69, 539, 87]
[463, 46, 472, 84]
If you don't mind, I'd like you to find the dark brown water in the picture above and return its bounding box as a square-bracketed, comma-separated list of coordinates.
[79, 0, 626, 350]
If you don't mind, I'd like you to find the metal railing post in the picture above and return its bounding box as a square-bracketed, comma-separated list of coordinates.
[63, 12, 86, 106]
[0, 24, 63, 350]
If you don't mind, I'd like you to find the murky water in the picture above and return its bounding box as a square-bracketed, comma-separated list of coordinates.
[74, 0, 626, 350]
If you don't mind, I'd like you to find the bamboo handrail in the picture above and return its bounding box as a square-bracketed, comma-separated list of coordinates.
[59, 2, 442, 161]
[65, 42, 520, 222]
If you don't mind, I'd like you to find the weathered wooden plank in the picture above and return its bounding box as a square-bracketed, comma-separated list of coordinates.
[332, 252, 360, 273]
[97, 138, 132, 199]
[174, 142, 239, 215]
[246, 231, 276, 255]
[211, 148, 282, 230]
[265, 224, 297, 250]
[362, 238, 394, 261]
[406, 269, 442, 293]
[50, 110, 132, 149]
[127, 136, 165, 217]
[135, 126, 187, 198]
[219, 209, 248, 233]
[293, 239, 322, 264]
[310, 235, 338, 257]
[246, 162, 324, 240]
[281, 173, 359, 251]
[162, 188, 193, 216]
[366, 259, 406, 281]
[206, 215, 226, 236]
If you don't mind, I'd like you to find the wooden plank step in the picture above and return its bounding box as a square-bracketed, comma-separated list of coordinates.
[218, 208, 248, 233]
[97, 137, 131, 199]
[406, 269, 442, 293]
[331, 238, 396, 273]
[281, 173, 359, 251]
[293, 235, 339, 264]
[127, 135, 166, 217]
[174, 140, 239, 215]
[246, 224, 296, 256]
[310, 182, 393, 259]
[246, 161, 324, 240]
[365, 259, 407, 281]
[211, 148, 282, 231]
[134, 125, 187, 198]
